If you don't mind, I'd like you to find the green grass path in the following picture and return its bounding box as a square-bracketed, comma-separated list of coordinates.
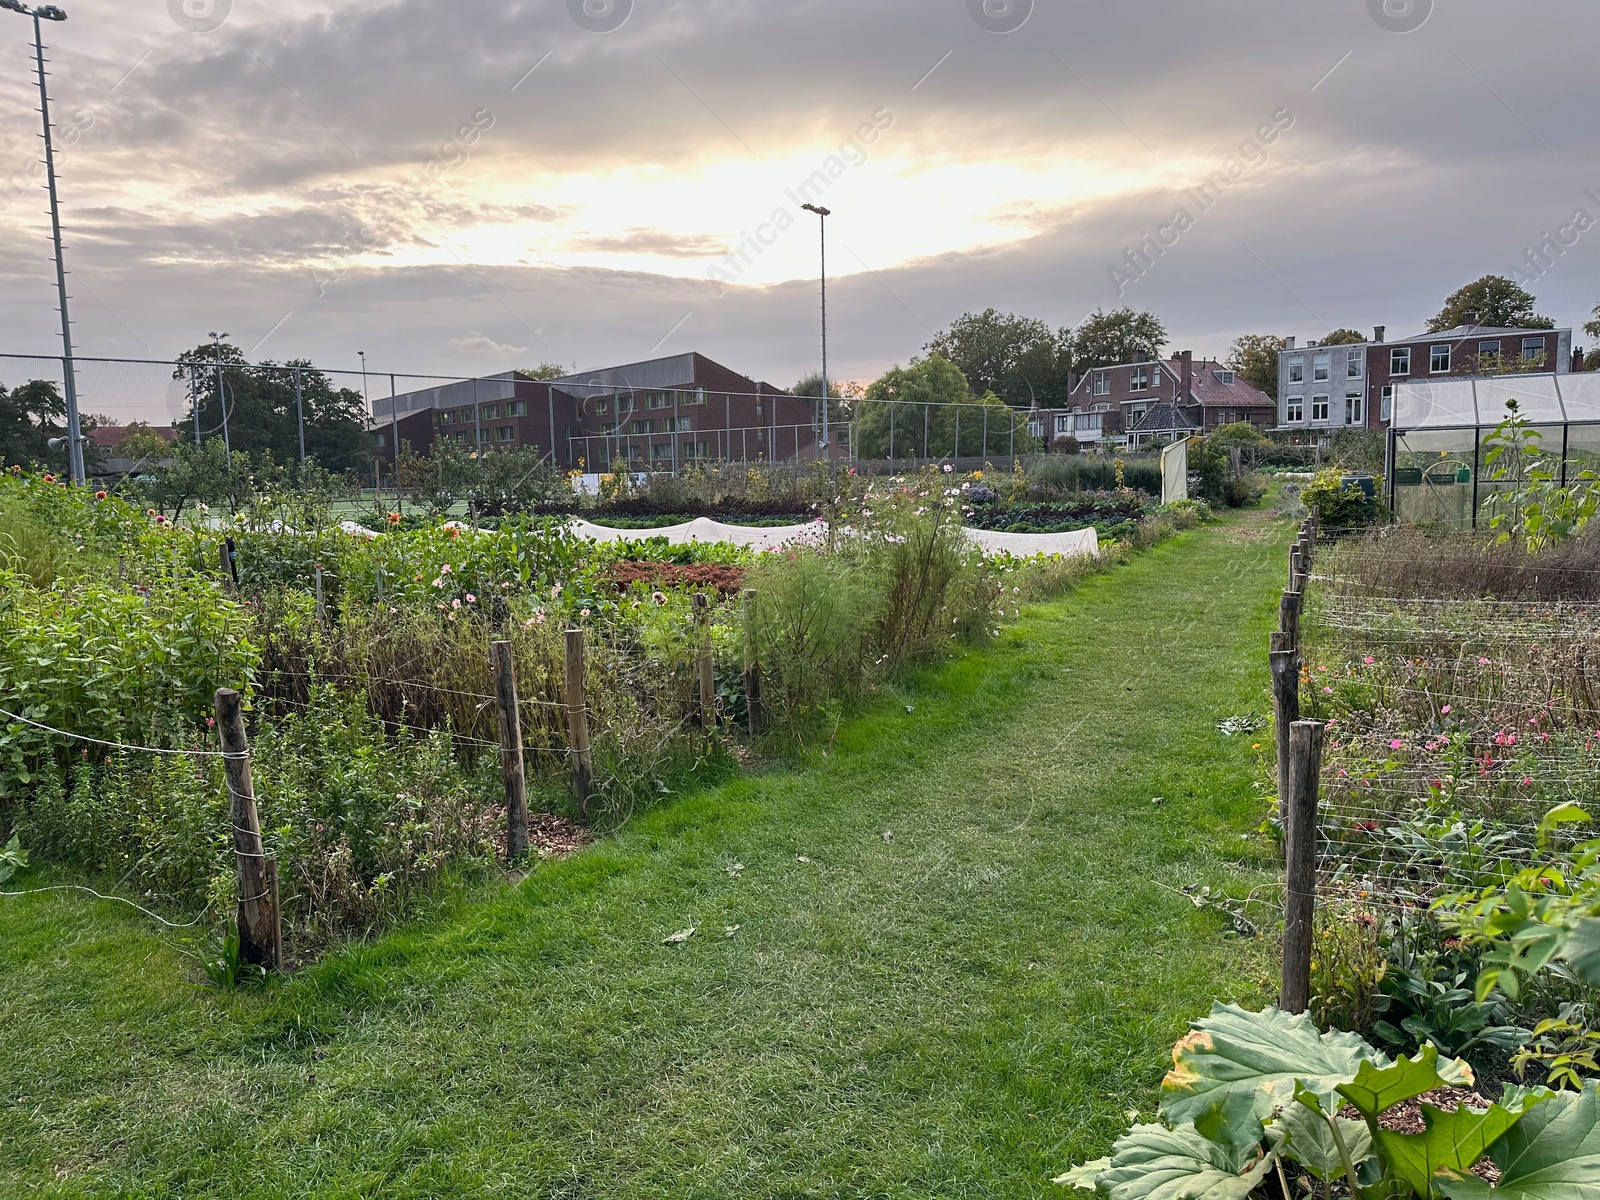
[1, 512, 1289, 1198]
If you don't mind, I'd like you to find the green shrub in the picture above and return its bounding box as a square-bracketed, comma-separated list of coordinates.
[1302, 468, 1379, 528]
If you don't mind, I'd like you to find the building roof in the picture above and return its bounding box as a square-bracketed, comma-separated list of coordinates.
[1182, 358, 1276, 409]
[1131, 402, 1197, 433]
[87, 424, 179, 449]
[1387, 325, 1566, 345]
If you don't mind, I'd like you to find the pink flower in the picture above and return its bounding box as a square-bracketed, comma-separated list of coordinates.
[1362, 656, 1375, 665]
[652, 591, 667, 606]
[1389, 739, 1404, 750]
[451, 598, 462, 609]
[551, 583, 563, 597]
[441, 564, 452, 574]
[1478, 656, 1490, 665]
[465, 593, 477, 604]
[501, 582, 512, 589]
[1522, 776, 1534, 786]
[1322, 686, 1333, 694]
[580, 607, 591, 617]
[1441, 705, 1451, 713]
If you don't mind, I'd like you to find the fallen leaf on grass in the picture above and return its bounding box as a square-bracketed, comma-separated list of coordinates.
[724, 925, 740, 938]
[725, 862, 744, 878]
[796, 855, 812, 864]
[881, 830, 894, 843]
[663, 926, 697, 946]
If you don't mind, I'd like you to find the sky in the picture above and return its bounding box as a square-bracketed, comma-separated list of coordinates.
[0, 0, 1597, 423]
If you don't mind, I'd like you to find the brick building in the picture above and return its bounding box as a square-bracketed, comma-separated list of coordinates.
[1276, 319, 1577, 433]
[372, 352, 821, 470]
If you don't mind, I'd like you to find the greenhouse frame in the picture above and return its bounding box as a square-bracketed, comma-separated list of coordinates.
[1384, 372, 1600, 530]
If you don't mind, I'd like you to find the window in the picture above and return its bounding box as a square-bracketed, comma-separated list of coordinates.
[1346, 355, 1363, 379]
[617, 396, 633, 413]
[1391, 347, 1411, 375]
[684, 388, 706, 406]
[478, 427, 491, 442]
[1130, 367, 1149, 391]
[497, 426, 515, 442]
[1311, 395, 1329, 422]
[1381, 385, 1394, 422]
[1029, 419, 1045, 439]
[632, 418, 655, 434]
[1055, 415, 1072, 434]
[375, 431, 388, 447]
[1345, 393, 1364, 425]
[1284, 399, 1304, 423]
[1076, 413, 1103, 431]
[1313, 352, 1330, 382]
[651, 442, 671, 460]
[507, 400, 527, 417]
[1430, 345, 1451, 373]
[689, 440, 709, 458]
[1094, 371, 1110, 396]
[1217, 369, 1235, 384]
[1151, 367, 1162, 386]
[438, 410, 454, 426]
[1477, 340, 1501, 363]
[600, 423, 615, 436]
[481, 404, 500, 419]
[666, 416, 693, 432]
[1091, 402, 1112, 413]
[647, 392, 670, 410]
[1523, 336, 1546, 362]
[595, 398, 609, 415]
[1289, 354, 1304, 383]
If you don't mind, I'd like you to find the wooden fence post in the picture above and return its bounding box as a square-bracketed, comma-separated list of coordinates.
[564, 628, 593, 818]
[491, 640, 528, 860]
[742, 588, 764, 736]
[1281, 719, 1325, 1015]
[1269, 645, 1299, 828]
[219, 539, 238, 593]
[1279, 589, 1303, 652]
[214, 688, 281, 971]
[694, 592, 716, 728]
[1288, 545, 1301, 592]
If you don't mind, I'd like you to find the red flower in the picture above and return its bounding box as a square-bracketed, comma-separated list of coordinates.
[387, 511, 402, 524]
[41, 473, 55, 483]
[448, 526, 461, 539]
[94, 490, 107, 500]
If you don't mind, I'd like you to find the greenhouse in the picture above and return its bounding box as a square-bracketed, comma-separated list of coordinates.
[1385, 371, 1600, 529]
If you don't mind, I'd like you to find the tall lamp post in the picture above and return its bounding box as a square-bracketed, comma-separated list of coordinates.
[800, 202, 830, 459]
[3, 1, 84, 484]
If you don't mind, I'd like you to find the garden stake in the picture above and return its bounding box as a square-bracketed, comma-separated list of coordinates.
[564, 628, 593, 819]
[214, 687, 282, 971]
[742, 588, 764, 736]
[1269, 647, 1299, 831]
[491, 640, 528, 860]
[1281, 719, 1325, 1015]
[694, 592, 716, 728]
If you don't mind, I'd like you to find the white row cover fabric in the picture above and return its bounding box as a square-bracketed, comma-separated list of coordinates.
[565, 517, 1100, 559]
[1393, 372, 1600, 430]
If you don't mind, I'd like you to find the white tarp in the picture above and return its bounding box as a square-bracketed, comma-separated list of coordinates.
[1160, 439, 1189, 505]
[564, 517, 1099, 559]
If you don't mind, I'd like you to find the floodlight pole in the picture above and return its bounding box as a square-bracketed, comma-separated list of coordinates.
[11, 3, 85, 484]
[801, 203, 830, 460]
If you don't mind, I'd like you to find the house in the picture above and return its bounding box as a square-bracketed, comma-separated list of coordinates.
[371, 352, 819, 470]
[1024, 351, 1275, 451]
[1276, 318, 1577, 434]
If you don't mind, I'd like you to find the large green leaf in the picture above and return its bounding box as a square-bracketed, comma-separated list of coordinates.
[1160, 1003, 1382, 1146]
[1338, 1044, 1477, 1121]
[1380, 1089, 1550, 1199]
[1438, 1083, 1600, 1200]
[1055, 1157, 1111, 1190]
[1274, 1101, 1374, 1181]
[1087, 1123, 1279, 1200]
[1564, 919, 1600, 986]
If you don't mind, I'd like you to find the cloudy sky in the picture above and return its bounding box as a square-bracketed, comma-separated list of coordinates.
[0, 0, 1596, 421]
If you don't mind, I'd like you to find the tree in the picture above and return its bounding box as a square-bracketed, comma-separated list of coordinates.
[1225, 334, 1285, 402]
[1428, 275, 1553, 332]
[1586, 302, 1600, 341]
[172, 342, 371, 473]
[517, 363, 568, 380]
[1319, 329, 1366, 345]
[854, 355, 1039, 459]
[924, 309, 1074, 406]
[0, 379, 66, 470]
[1071, 308, 1168, 372]
[113, 423, 174, 464]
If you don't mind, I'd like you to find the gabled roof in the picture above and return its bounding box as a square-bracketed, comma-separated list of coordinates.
[1131, 403, 1197, 433]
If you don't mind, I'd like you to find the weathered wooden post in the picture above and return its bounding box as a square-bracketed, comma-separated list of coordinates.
[491, 640, 528, 860]
[1281, 719, 1325, 1015]
[564, 628, 593, 818]
[694, 592, 716, 728]
[1269, 640, 1299, 827]
[219, 539, 238, 593]
[742, 588, 764, 736]
[214, 688, 281, 971]
[1280, 589, 1303, 652]
[1288, 545, 1302, 592]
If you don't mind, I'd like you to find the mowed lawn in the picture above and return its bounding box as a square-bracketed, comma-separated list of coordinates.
[1, 511, 1289, 1199]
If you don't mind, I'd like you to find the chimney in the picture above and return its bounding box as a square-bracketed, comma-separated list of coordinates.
[1285, 336, 1296, 350]
[1374, 326, 1386, 344]
[1463, 309, 1480, 330]
[1181, 350, 1193, 405]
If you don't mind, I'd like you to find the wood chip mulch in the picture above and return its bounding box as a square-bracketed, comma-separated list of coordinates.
[484, 808, 589, 861]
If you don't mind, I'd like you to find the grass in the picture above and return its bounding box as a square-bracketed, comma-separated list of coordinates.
[0, 508, 1290, 1198]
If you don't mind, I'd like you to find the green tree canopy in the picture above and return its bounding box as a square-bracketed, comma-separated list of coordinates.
[1071, 308, 1168, 372]
[924, 309, 1074, 406]
[0, 379, 67, 471]
[516, 363, 568, 380]
[1428, 275, 1553, 331]
[1225, 334, 1285, 401]
[1319, 329, 1366, 345]
[855, 355, 1039, 459]
[172, 342, 371, 473]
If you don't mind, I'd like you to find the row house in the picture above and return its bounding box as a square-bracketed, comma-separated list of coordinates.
[1276, 318, 1577, 433]
[372, 352, 820, 471]
[1024, 351, 1276, 451]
